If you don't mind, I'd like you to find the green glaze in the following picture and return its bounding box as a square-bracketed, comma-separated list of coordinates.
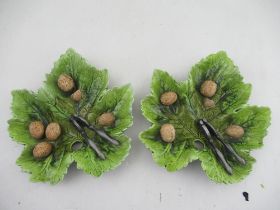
[8, 49, 134, 184]
[140, 51, 271, 184]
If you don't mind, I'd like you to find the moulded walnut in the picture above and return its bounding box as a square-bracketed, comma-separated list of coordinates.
[200, 80, 217, 97]
[160, 91, 178, 106]
[45, 122, 61, 141]
[57, 74, 75, 92]
[225, 125, 244, 139]
[160, 123, 176, 143]
[203, 98, 215, 109]
[33, 142, 52, 159]
[98, 112, 115, 126]
[71, 89, 82, 102]
[29, 121, 45, 139]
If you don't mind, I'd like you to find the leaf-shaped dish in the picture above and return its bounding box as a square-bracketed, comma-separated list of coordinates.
[140, 51, 271, 184]
[8, 49, 133, 184]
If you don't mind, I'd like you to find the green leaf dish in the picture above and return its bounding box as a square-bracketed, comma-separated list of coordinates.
[140, 51, 271, 184]
[8, 49, 134, 184]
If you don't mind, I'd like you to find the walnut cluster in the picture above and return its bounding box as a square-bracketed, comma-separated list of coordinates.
[29, 121, 61, 159]
[200, 80, 217, 109]
[57, 74, 83, 102]
[158, 91, 177, 142]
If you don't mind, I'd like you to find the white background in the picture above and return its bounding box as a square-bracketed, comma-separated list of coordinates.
[0, 0, 279, 209]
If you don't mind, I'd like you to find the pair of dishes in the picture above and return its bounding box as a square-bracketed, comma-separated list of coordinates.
[8, 49, 271, 184]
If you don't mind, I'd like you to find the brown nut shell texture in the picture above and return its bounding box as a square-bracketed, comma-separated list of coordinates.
[29, 121, 45, 139]
[160, 124, 176, 143]
[160, 91, 178, 106]
[225, 125, 245, 139]
[98, 112, 115, 126]
[33, 142, 52, 159]
[46, 122, 61, 141]
[200, 80, 217, 97]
